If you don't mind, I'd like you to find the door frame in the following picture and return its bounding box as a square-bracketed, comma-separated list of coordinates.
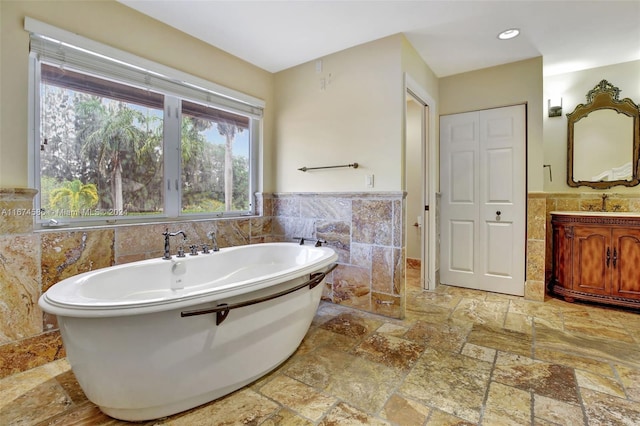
[404, 74, 437, 290]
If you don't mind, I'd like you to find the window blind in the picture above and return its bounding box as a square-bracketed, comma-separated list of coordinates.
[41, 64, 250, 128]
[26, 18, 264, 120]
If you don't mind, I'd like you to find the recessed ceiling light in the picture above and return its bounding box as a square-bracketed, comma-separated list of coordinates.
[498, 28, 520, 40]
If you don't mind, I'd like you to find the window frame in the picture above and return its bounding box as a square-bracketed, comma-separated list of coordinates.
[26, 18, 262, 227]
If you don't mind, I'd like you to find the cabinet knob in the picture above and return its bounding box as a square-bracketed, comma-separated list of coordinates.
[496, 211, 501, 216]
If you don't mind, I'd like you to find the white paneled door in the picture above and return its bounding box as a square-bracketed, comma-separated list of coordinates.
[440, 105, 526, 296]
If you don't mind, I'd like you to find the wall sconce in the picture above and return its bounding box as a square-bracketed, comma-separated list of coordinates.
[548, 97, 563, 117]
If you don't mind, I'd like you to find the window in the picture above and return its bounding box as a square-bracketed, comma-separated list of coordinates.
[39, 65, 166, 218]
[27, 19, 262, 225]
[180, 100, 251, 214]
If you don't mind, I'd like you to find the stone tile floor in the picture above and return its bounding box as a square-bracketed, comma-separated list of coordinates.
[2, 268, 640, 425]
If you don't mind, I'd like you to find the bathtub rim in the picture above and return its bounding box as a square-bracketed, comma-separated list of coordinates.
[39, 242, 338, 318]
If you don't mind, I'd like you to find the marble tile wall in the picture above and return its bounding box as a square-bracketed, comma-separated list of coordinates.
[0, 188, 38, 235]
[270, 192, 406, 320]
[1, 190, 406, 379]
[526, 194, 547, 302]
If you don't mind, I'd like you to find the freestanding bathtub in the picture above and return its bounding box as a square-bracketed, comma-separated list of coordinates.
[39, 242, 337, 421]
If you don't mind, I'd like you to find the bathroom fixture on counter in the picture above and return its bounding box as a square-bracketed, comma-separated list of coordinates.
[297, 162, 358, 172]
[601, 193, 609, 212]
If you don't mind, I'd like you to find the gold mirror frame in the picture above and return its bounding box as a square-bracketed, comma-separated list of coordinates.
[567, 80, 640, 189]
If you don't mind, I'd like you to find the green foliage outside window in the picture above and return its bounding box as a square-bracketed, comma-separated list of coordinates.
[40, 82, 250, 219]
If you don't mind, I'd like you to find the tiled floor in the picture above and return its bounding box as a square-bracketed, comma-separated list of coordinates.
[3, 268, 640, 425]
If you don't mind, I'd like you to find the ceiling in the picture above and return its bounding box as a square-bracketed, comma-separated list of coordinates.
[118, 0, 640, 77]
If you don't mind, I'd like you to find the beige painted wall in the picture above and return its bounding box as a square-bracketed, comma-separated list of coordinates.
[273, 35, 405, 192]
[544, 60, 640, 193]
[400, 35, 439, 104]
[439, 57, 544, 192]
[272, 33, 439, 195]
[0, 0, 275, 190]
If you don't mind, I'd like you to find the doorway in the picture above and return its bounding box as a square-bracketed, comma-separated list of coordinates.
[404, 75, 437, 291]
[405, 93, 426, 285]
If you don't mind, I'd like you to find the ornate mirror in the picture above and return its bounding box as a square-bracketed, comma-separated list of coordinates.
[567, 80, 640, 189]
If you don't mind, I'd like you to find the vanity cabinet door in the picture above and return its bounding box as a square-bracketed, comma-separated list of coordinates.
[571, 226, 611, 295]
[552, 224, 572, 289]
[612, 228, 640, 298]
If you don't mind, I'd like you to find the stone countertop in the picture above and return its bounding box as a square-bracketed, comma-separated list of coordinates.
[550, 211, 640, 217]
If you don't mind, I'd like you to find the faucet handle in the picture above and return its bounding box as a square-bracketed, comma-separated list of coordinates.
[177, 246, 186, 258]
[201, 244, 210, 254]
[189, 245, 199, 256]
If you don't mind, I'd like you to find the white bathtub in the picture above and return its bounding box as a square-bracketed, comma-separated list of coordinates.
[39, 242, 337, 421]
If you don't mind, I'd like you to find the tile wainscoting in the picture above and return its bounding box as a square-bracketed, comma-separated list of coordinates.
[4, 188, 636, 381]
[0, 190, 407, 379]
[270, 192, 406, 319]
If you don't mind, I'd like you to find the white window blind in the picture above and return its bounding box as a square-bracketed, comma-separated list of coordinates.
[26, 17, 264, 119]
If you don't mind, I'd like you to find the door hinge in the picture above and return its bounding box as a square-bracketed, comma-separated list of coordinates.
[425, 205, 429, 211]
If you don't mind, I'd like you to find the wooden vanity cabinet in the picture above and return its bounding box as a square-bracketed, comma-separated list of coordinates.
[550, 213, 640, 308]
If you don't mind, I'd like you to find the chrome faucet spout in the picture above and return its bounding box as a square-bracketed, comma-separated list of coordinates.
[162, 229, 188, 259]
[172, 231, 187, 239]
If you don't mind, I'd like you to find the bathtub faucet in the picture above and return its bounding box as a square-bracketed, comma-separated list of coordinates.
[162, 229, 188, 260]
[294, 237, 326, 247]
[207, 231, 219, 252]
